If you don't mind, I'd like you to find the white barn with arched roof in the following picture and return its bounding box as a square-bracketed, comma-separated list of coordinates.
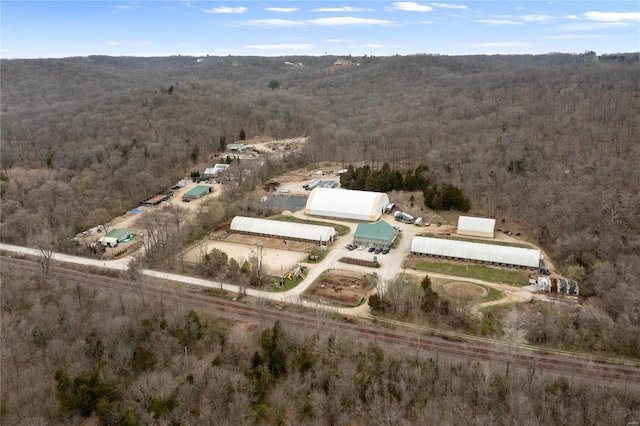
[304, 188, 390, 222]
[457, 216, 496, 238]
[411, 236, 540, 269]
[230, 216, 336, 243]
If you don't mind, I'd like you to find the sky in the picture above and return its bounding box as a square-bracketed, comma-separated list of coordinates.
[1, 1, 639, 58]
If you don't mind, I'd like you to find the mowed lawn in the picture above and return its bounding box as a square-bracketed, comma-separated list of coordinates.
[414, 260, 528, 286]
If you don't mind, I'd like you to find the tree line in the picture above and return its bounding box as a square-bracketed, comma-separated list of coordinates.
[340, 163, 470, 211]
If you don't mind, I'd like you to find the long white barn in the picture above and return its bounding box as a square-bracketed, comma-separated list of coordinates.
[230, 216, 336, 243]
[411, 236, 540, 268]
[305, 188, 389, 222]
[457, 216, 496, 238]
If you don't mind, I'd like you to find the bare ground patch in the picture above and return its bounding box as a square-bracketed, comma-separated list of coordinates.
[224, 233, 319, 253]
[182, 233, 320, 274]
[304, 270, 375, 307]
[443, 281, 488, 300]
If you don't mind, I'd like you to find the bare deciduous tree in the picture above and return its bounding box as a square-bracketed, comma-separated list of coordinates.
[30, 230, 55, 276]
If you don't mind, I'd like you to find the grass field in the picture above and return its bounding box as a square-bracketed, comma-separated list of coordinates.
[414, 260, 528, 286]
[268, 273, 305, 292]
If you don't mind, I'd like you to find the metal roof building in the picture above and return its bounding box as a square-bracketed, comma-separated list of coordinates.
[230, 216, 336, 243]
[354, 221, 397, 247]
[411, 236, 540, 268]
[227, 143, 247, 152]
[183, 185, 213, 199]
[304, 188, 389, 222]
[204, 164, 229, 178]
[457, 216, 496, 238]
[105, 228, 133, 242]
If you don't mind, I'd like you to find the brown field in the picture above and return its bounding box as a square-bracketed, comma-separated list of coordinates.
[304, 270, 375, 307]
[183, 232, 320, 274]
[443, 281, 488, 300]
[224, 233, 319, 252]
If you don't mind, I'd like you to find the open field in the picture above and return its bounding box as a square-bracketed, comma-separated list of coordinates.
[183, 237, 309, 275]
[443, 281, 489, 300]
[304, 269, 375, 307]
[409, 258, 529, 286]
[184, 241, 305, 275]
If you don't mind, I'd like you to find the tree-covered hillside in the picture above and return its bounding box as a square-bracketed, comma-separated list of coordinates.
[1, 53, 639, 355]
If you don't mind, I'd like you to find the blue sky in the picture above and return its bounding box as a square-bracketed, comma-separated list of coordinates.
[1, 1, 638, 58]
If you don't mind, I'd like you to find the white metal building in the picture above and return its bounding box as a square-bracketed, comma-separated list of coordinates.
[457, 216, 496, 238]
[204, 164, 229, 178]
[411, 236, 540, 268]
[230, 216, 336, 243]
[304, 188, 390, 222]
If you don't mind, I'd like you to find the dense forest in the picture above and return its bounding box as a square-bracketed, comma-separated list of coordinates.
[2, 266, 639, 425]
[2, 53, 640, 422]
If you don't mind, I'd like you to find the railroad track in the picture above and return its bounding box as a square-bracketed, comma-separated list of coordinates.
[3, 256, 640, 386]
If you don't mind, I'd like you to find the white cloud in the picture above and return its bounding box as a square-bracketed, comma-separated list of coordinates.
[309, 17, 391, 26]
[566, 15, 580, 20]
[475, 19, 522, 25]
[519, 14, 553, 22]
[240, 16, 391, 27]
[420, 20, 435, 24]
[584, 11, 640, 22]
[468, 42, 534, 47]
[243, 19, 304, 27]
[428, 3, 467, 10]
[387, 2, 433, 12]
[116, 5, 134, 10]
[244, 44, 313, 50]
[203, 6, 247, 14]
[326, 39, 347, 42]
[351, 43, 389, 49]
[558, 22, 631, 31]
[107, 42, 123, 45]
[544, 34, 604, 39]
[265, 7, 298, 13]
[312, 6, 374, 12]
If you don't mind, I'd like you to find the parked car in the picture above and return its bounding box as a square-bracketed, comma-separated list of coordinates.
[182, 198, 191, 203]
[374, 247, 383, 254]
[368, 247, 376, 253]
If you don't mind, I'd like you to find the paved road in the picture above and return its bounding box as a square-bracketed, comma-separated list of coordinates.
[0, 218, 536, 316]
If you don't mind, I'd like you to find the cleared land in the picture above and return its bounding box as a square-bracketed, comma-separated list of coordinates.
[408, 257, 529, 286]
[183, 233, 319, 274]
[443, 281, 489, 300]
[304, 270, 375, 307]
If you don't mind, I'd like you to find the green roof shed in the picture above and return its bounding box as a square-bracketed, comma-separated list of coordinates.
[105, 228, 133, 241]
[354, 221, 397, 246]
[183, 185, 213, 199]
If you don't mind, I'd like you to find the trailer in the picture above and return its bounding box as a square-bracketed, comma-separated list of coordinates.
[415, 217, 424, 226]
[99, 237, 119, 248]
[394, 211, 414, 224]
[303, 179, 321, 190]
